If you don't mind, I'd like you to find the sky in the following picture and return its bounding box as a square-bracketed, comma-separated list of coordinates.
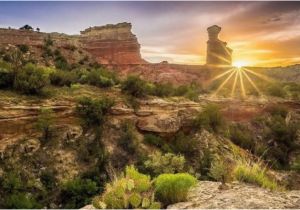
[0, 1, 300, 67]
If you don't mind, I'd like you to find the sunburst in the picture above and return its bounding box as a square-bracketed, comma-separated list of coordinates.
[209, 63, 273, 99]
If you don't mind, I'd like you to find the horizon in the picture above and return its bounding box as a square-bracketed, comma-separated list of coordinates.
[1, 1, 300, 67]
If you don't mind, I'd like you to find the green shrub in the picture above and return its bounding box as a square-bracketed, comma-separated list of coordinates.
[229, 124, 254, 151]
[121, 75, 148, 98]
[266, 83, 287, 98]
[209, 158, 232, 183]
[4, 192, 41, 209]
[153, 83, 174, 97]
[291, 155, 300, 172]
[85, 69, 116, 88]
[144, 134, 173, 153]
[14, 63, 49, 94]
[171, 132, 198, 155]
[61, 178, 99, 209]
[118, 121, 139, 154]
[264, 115, 299, 168]
[76, 97, 114, 127]
[174, 83, 202, 101]
[1, 171, 22, 192]
[50, 70, 77, 86]
[154, 173, 197, 205]
[267, 105, 288, 118]
[144, 152, 186, 176]
[194, 104, 224, 133]
[17, 44, 29, 53]
[92, 165, 160, 209]
[199, 148, 214, 179]
[35, 108, 55, 143]
[0, 68, 13, 88]
[40, 170, 57, 190]
[233, 160, 278, 190]
[54, 52, 69, 70]
[44, 35, 54, 47]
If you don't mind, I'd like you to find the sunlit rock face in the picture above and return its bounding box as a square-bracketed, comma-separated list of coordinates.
[0, 22, 146, 65]
[206, 25, 232, 66]
[80, 22, 146, 64]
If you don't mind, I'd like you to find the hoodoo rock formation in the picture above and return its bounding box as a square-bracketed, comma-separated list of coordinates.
[206, 25, 232, 66]
[0, 22, 145, 64]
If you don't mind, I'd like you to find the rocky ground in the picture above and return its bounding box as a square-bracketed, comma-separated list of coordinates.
[168, 181, 300, 209]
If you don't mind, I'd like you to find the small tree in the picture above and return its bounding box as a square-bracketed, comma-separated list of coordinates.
[36, 28, 40, 32]
[19, 24, 33, 30]
[36, 108, 54, 142]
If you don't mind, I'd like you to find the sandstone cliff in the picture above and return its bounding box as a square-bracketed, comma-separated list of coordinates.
[0, 22, 145, 65]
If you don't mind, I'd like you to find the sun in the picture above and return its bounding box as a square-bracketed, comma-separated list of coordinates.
[233, 60, 248, 68]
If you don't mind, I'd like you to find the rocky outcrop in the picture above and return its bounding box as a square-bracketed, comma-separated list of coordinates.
[168, 181, 300, 209]
[0, 22, 145, 64]
[206, 25, 232, 66]
[80, 23, 145, 64]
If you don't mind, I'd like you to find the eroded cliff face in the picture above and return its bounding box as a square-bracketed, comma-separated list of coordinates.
[80, 23, 145, 64]
[0, 22, 145, 64]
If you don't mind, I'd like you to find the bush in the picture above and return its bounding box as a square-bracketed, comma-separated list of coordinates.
[154, 173, 197, 205]
[76, 97, 114, 127]
[233, 160, 278, 190]
[92, 165, 160, 209]
[35, 108, 55, 143]
[121, 75, 148, 98]
[61, 178, 99, 209]
[40, 170, 57, 190]
[14, 63, 49, 94]
[54, 51, 69, 70]
[194, 104, 224, 133]
[291, 155, 300, 172]
[143, 134, 172, 152]
[209, 158, 232, 183]
[118, 121, 139, 154]
[1, 171, 22, 192]
[50, 70, 77, 86]
[152, 83, 174, 97]
[266, 83, 287, 98]
[85, 69, 116, 88]
[171, 132, 198, 155]
[266, 105, 288, 118]
[0, 68, 13, 88]
[229, 124, 254, 151]
[4, 192, 41, 209]
[17, 44, 29, 53]
[199, 148, 214, 179]
[264, 115, 299, 168]
[144, 152, 186, 176]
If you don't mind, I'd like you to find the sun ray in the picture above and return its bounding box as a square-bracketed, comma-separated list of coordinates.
[210, 68, 235, 82]
[209, 52, 232, 64]
[230, 70, 239, 97]
[243, 67, 274, 83]
[241, 68, 262, 96]
[212, 70, 236, 96]
[238, 68, 246, 98]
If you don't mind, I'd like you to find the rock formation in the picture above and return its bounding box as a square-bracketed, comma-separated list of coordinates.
[168, 181, 300, 209]
[0, 22, 145, 64]
[206, 25, 232, 66]
[80, 22, 145, 64]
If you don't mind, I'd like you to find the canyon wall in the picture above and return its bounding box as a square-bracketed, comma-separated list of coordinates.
[0, 22, 145, 64]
